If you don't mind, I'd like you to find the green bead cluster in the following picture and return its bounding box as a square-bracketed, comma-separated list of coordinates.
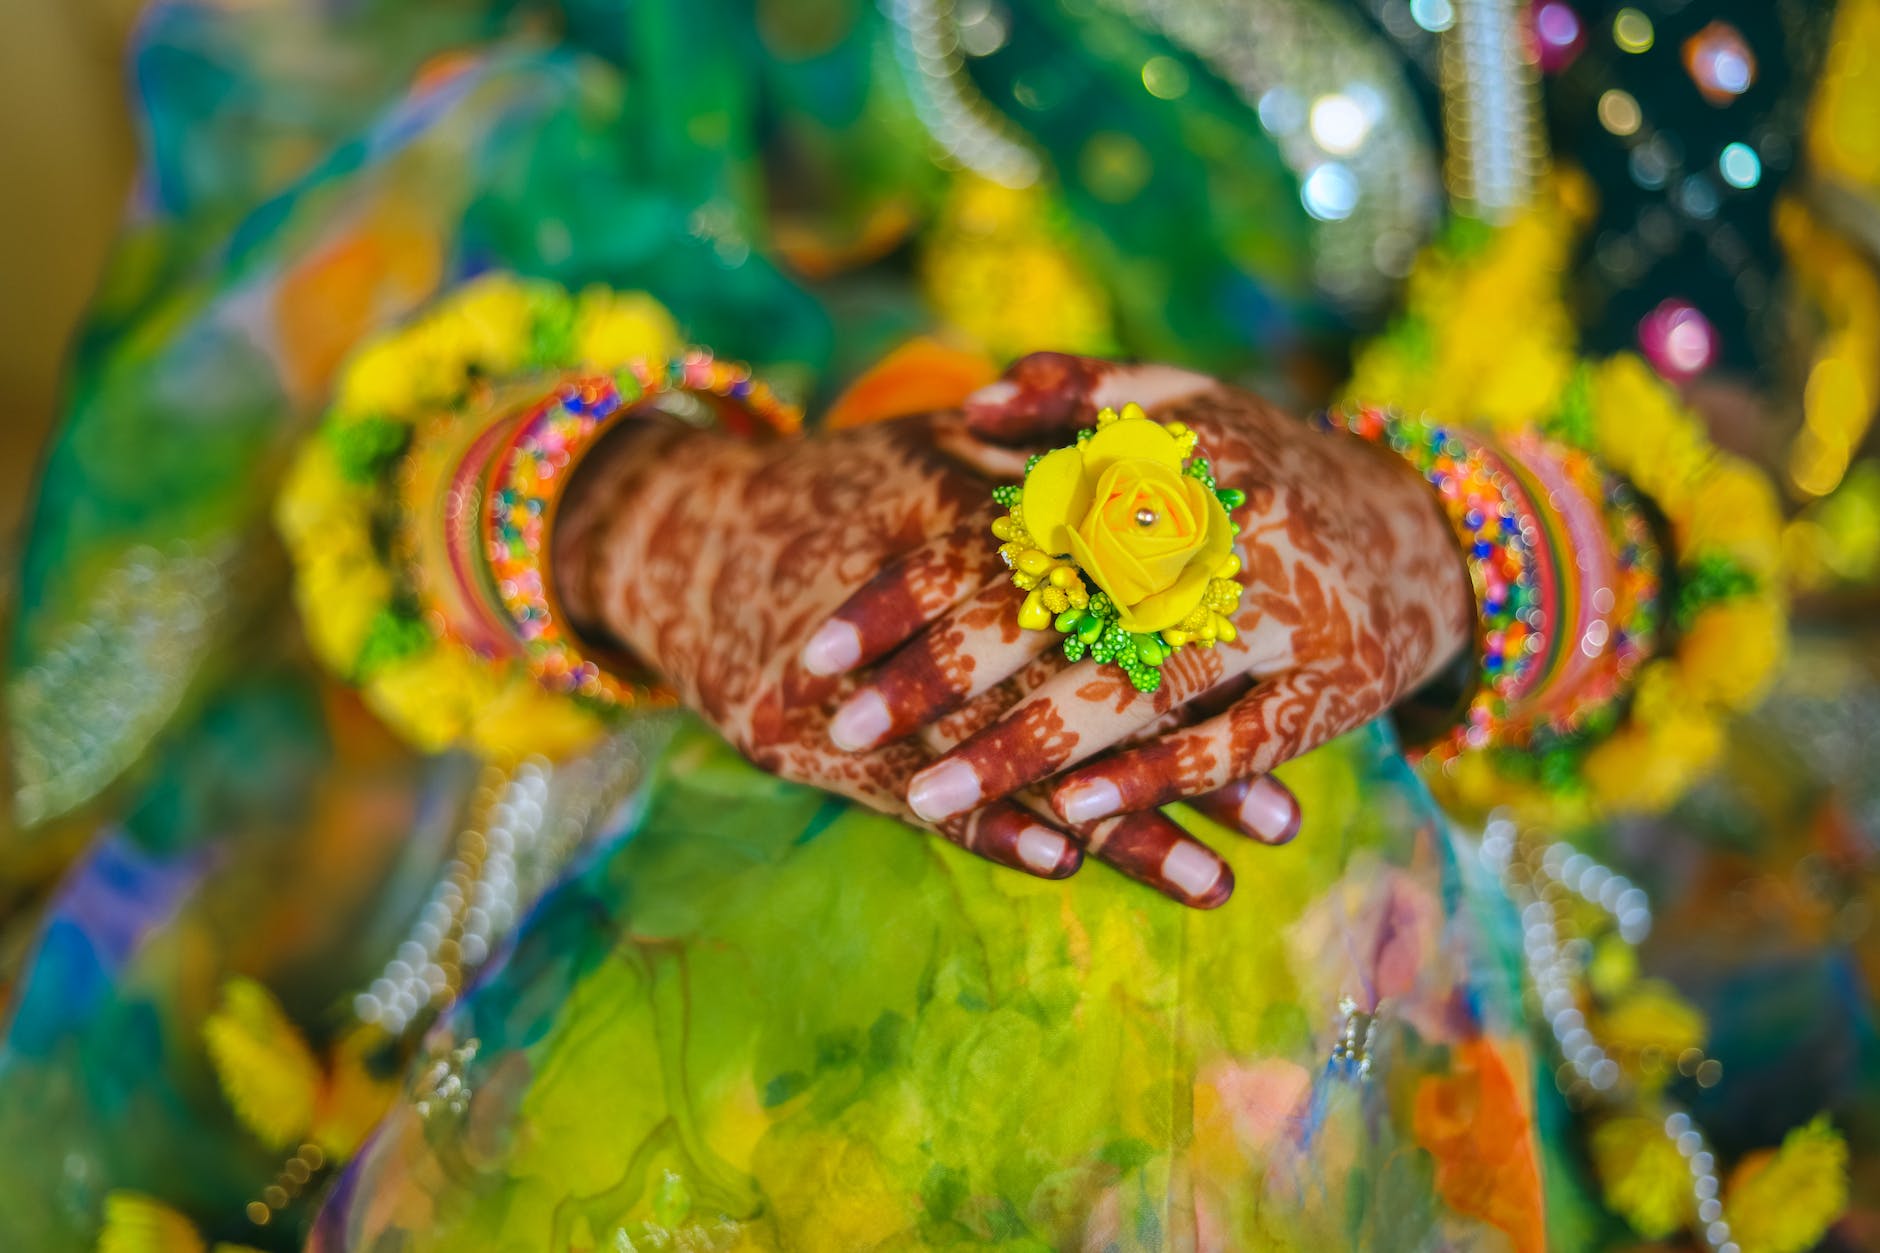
[1051, 590, 1167, 692]
[992, 484, 1021, 507]
[1185, 456, 1246, 527]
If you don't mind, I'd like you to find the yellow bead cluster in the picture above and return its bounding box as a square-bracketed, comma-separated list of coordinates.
[1160, 556, 1244, 648]
[992, 511, 1090, 628]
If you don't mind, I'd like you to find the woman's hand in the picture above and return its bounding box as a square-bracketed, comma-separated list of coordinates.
[552, 406, 1262, 905]
[806, 353, 1475, 851]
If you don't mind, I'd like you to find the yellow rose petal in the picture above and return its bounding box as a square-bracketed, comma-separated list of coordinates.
[1067, 528, 1161, 607]
[1114, 486, 1237, 632]
[1077, 463, 1203, 601]
[1079, 413, 1186, 477]
[1115, 560, 1216, 633]
[1094, 459, 1200, 544]
[1021, 446, 1093, 554]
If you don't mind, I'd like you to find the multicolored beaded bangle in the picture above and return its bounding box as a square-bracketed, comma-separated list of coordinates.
[1501, 434, 1662, 743]
[1317, 405, 1558, 757]
[482, 352, 800, 707]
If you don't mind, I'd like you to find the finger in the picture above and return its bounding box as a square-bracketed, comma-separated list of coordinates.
[963, 352, 1117, 444]
[903, 640, 1239, 823]
[831, 738, 1085, 881]
[826, 582, 1057, 752]
[1048, 670, 1328, 822]
[912, 675, 1231, 905]
[933, 800, 1083, 880]
[923, 668, 1251, 758]
[963, 353, 1216, 444]
[800, 521, 1005, 677]
[1184, 775, 1303, 846]
[1076, 808, 1235, 908]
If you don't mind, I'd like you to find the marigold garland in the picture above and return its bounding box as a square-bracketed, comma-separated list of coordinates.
[276, 274, 685, 759]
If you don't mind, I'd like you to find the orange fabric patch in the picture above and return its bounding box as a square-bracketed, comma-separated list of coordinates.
[1411, 1036, 1547, 1253]
[822, 337, 999, 429]
[273, 204, 442, 405]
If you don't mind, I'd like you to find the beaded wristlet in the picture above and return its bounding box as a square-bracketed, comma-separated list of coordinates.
[1317, 405, 1556, 757]
[1318, 404, 1670, 774]
[478, 356, 798, 706]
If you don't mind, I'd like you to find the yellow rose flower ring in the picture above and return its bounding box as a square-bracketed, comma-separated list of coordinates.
[990, 403, 1245, 692]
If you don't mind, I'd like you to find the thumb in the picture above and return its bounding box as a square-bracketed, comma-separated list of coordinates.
[964, 353, 1220, 445]
[962, 352, 1120, 445]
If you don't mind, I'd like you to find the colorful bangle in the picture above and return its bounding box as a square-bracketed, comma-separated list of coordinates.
[1317, 405, 1558, 756]
[1498, 434, 1662, 743]
[283, 275, 714, 761]
[481, 352, 800, 706]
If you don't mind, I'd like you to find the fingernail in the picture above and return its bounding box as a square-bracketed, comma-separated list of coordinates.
[1057, 777, 1122, 825]
[908, 760, 983, 823]
[1160, 842, 1225, 900]
[965, 380, 1019, 407]
[829, 690, 891, 752]
[1016, 825, 1079, 878]
[1239, 777, 1301, 844]
[801, 620, 862, 676]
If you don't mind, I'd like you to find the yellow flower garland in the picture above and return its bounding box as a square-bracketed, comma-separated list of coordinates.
[276, 274, 683, 760]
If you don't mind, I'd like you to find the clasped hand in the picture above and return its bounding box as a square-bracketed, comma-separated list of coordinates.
[560, 353, 1472, 907]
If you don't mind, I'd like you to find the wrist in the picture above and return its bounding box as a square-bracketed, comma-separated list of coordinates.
[1319, 407, 1590, 756]
[1358, 433, 1479, 682]
[550, 418, 696, 637]
[474, 358, 797, 704]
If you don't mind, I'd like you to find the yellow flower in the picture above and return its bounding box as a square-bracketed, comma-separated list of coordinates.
[276, 443, 389, 672]
[1591, 354, 1715, 514]
[1679, 596, 1786, 710]
[1021, 405, 1235, 633]
[1681, 456, 1785, 579]
[436, 272, 538, 375]
[1596, 978, 1707, 1061]
[295, 541, 391, 675]
[1590, 1115, 1693, 1239]
[1580, 701, 1724, 814]
[921, 173, 1117, 359]
[364, 648, 481, 753]
[334, 336, 421, 418]
[573, 287, 682, 369]
[470, 674, 605, 761]
[1725, 1115, 1850, 1253]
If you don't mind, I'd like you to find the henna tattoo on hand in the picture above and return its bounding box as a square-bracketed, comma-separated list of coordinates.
[560, 356, 1471, 908]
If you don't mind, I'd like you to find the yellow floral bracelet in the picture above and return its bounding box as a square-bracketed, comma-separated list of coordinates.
[278, 275, 693, 760]
[990, 402, 1246, 692]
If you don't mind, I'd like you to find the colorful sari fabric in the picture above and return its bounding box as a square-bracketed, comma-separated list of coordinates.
[308, 717, 1597, 1252]
[0, 2, 1868, 1250]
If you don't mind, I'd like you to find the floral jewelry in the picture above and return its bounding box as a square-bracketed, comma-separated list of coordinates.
[1340, 193, 1786, 824]
[990, 403, 1246, 693]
